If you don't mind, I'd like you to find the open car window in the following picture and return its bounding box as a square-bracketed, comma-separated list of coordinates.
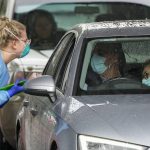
[14, 2, 150, 51]
[78, 37, 150, 95]
[10, 71, 42, 83]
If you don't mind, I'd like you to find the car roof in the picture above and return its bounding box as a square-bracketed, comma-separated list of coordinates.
[71, 20, 150, 38]
[15, 0, 150, 7]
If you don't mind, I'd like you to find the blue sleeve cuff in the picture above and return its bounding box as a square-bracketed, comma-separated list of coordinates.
[5, 91, 10, 98]
[0, 91, 10, 108]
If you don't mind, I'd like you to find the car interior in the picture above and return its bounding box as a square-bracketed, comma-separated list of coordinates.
[78, 37, 150, 95]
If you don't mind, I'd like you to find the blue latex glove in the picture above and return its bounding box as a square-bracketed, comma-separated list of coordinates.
[7, 80, 25, 97]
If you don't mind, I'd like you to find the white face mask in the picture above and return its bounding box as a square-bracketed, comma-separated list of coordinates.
[91, 54, 107, 74]
[142, 78, 150, 86]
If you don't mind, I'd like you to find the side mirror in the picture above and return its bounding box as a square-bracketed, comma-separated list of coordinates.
[24, 75, 55, 97]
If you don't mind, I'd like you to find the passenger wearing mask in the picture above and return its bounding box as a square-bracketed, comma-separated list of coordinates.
[0, 16, 30, 108]
[142, 59, 150, 86]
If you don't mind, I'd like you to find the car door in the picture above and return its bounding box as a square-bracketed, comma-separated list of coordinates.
[29, 32, 76, 149]
[17, 72, 43, 150]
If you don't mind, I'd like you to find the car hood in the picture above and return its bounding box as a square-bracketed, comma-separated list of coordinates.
[62, 94, 150, 146]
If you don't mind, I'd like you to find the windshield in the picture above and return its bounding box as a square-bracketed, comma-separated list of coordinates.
[78, 37, 150, 95]
[14, 2, 150, 51]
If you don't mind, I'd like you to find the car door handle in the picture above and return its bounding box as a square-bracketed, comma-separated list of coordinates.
[30, 108, 38, 116]
[23, 100, 29, 107]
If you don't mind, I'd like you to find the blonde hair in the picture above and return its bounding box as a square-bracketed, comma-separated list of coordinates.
[0, 16, 26, 48]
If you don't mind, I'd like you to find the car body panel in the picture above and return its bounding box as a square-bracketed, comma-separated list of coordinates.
[21, 92, 78, 150]
[73, 21, 150, 38]
[0, 93, 26, 147]
[54, 95, 150, 146]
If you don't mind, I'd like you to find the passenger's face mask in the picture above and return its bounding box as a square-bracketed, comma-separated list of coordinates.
[91, 54, 107, 74]
[142, 78, 150, 86]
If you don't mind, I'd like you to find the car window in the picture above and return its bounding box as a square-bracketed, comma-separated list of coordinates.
[0, 0, 7, 16]
[44, 33, 75, 78]
[55, 37, 75, 92]
[10, 71, 42, 83]
[13, 2, 150, 51]
[77, 37, 150, 95]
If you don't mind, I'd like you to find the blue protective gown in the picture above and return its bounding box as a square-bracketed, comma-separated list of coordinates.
[0, 91, 10, 108]
[0, 51, 10, 108]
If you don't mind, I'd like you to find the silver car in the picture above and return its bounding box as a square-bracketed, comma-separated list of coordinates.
[17, 20, 150, 150]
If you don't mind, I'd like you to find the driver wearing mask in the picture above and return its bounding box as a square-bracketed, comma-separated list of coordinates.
[90, 42, 121, 82]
